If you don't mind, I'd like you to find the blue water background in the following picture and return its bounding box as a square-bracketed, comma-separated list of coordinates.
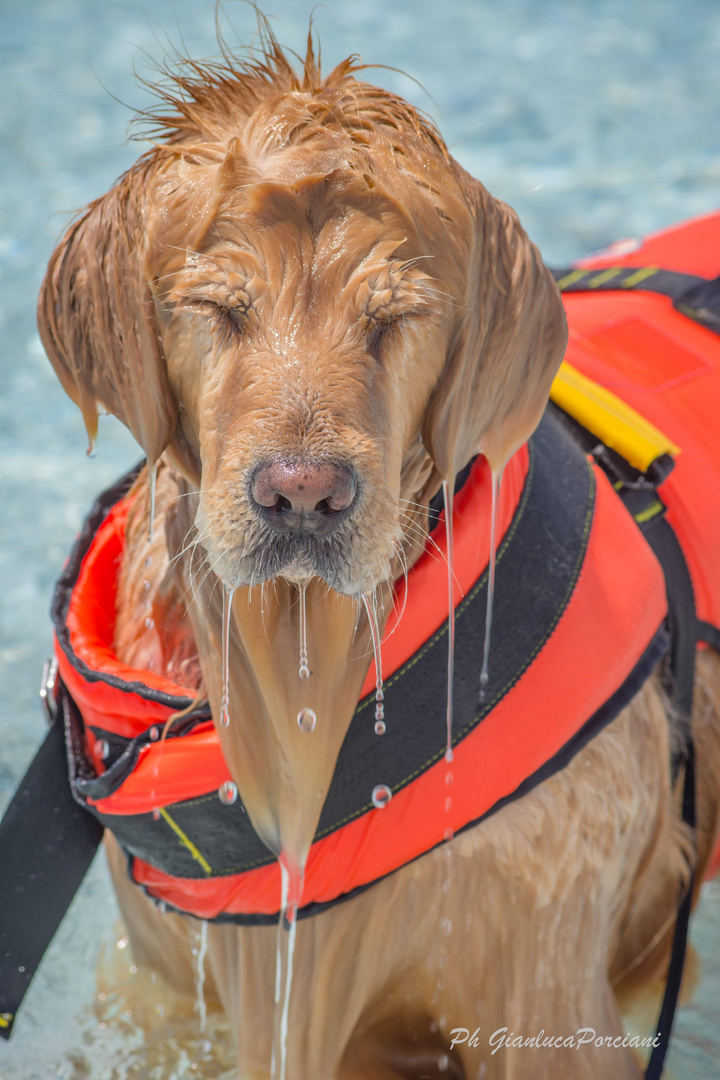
[1, 1, 719, 1076]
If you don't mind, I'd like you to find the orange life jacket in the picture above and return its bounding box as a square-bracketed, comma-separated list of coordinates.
[53, 211, 720, 924]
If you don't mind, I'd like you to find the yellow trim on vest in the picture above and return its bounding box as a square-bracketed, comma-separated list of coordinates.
[550, 361, 681, 472]
[158, 807, 213, 876]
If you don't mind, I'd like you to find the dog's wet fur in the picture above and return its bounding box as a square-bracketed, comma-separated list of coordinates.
[38, 25, 720, 1079]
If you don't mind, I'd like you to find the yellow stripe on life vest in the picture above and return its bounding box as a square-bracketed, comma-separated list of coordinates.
[158, 807, 212, 876]
[550, 361, 681, 473]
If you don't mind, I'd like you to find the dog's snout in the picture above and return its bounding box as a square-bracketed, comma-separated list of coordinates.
[251, 460, 357, 534]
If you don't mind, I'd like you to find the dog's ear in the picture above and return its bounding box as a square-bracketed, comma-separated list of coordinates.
[422, 169, 567, 481]
[37, 164, 177, 464]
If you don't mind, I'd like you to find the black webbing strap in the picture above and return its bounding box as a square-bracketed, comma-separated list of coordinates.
[549, 400, 699, 1078]
[634, 508, 697, 1080]
[645, 734, 696, 1080]
[0, 704, 104, 1039]
[550, 264, 720, 337]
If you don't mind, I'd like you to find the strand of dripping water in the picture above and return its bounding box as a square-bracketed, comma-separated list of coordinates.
[195, 920, 208, 1032]
[147, 459, 157, 544]
[441, 481, 456, 767]
[437, 481, 456, 1003]
[361, 593, 385, 735]
[271, 858, 305, 1080]
[220, 585, 235, 728]
[479, 467, 504, 702]
[298, 583, 309, 679]
[296, 583, 317, 732]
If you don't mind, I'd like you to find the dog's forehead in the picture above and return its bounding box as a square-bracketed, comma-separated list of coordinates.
[190, 170, 417, 286]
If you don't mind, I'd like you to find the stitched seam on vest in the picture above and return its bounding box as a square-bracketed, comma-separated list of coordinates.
[316, 453, 595, 836]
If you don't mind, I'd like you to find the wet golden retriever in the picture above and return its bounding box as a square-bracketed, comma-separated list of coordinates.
[38, 31, 720, 1080]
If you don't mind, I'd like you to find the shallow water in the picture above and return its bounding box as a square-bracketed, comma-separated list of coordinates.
[2, 1, 720, 1076]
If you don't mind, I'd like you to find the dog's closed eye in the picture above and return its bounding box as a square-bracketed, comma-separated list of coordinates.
[165, 256, 267, 339]
[356, 261, 436, 359]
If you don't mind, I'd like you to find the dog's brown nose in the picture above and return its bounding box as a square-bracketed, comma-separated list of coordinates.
[251, 460, 357, 534]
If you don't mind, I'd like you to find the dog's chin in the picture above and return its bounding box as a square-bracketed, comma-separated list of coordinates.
[208, 535, 392, 597]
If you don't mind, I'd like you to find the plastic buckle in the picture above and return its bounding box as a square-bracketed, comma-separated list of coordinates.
[39, 657, 59, 723]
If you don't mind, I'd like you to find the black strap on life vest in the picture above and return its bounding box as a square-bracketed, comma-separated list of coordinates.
[0, 705, 104, 1040]
[550, 264, 720, 337]
[549, 401, 701, 1080]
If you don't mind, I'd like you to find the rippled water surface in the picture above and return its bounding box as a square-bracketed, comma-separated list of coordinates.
[1, 1, 719, 1076]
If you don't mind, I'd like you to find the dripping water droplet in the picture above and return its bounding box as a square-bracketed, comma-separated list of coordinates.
[445, 771, 453, 787]
[220, 586, 235, 728]
[218, 780, 238, 805]
[296, 708, 316, 733]
[96, 739, 109, 761]
[297, 583, 310, 679]
[362, 594, 385, 729]
[372, 784, 392, 809]
[445, 796, 452, 814]
[144, 616, 154, 629]
[144, 555, 152, 568]
[374, 719, 386, 736]
[439, 1052, 449, 1073]
[152, 807, 160, 821]
[440, 917, 452, 936]
[149, 726, 159, 742]
[479, 466, 504, 701]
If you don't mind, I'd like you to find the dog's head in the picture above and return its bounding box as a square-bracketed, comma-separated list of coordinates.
[38, 41, 566, 597]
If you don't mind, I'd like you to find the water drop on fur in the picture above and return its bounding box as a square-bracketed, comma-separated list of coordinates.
[96, 739, 109, 761]
[297, 708, 316, 733]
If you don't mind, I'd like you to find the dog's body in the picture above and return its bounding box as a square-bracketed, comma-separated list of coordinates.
[37, 34, 720, 1079]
